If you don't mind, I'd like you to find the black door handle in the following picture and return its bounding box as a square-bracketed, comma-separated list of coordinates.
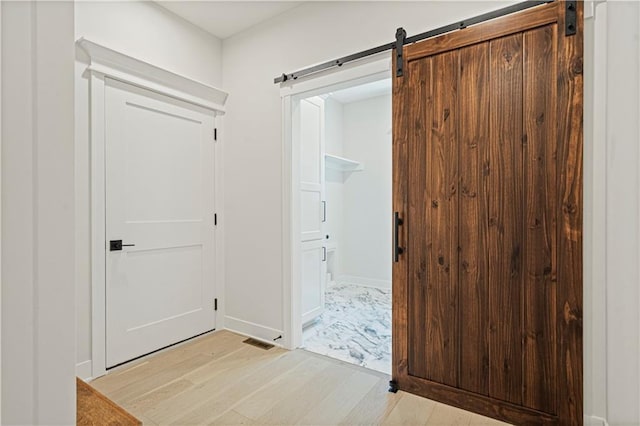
[394, 212, 404, 262]
[110, 240, 136, 251]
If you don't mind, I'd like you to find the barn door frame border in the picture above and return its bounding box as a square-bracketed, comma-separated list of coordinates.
[77, 38, 228, 379]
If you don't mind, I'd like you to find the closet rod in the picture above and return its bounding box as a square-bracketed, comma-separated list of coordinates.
[273, 0, 555, 84]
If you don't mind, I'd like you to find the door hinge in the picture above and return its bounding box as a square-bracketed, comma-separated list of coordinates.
[214, 213, 218, 226]
[214, 128, 218, 141]
[565, 1, 577, 36]
[214, 298, 218, 311]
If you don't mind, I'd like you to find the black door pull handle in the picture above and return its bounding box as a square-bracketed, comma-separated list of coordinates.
[394, 212, 404, 262]
[110, 240, 136, 251]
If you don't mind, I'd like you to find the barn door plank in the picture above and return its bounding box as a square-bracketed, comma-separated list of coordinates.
[522, 24, 558, 414]
[457, 42, 490, 396]
[487, 33, 524, 406]
[423, 50, 459, 387]
[407, 57, 432, 380]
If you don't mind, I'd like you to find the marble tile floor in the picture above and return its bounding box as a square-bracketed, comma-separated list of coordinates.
[302, 282, 392, 374]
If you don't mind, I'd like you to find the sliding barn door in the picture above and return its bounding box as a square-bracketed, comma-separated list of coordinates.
[392, 2, 582, 424]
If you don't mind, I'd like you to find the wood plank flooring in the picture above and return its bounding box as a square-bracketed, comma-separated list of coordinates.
[91, 330, 511, 425]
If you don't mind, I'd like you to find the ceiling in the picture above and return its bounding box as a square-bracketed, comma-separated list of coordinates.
[156, 1, 302, 39]
[328, 79, 392, 104]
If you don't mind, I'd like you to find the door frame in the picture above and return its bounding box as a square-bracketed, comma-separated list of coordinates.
[280, 53, 391, 350]
[78, 39, 228, 378]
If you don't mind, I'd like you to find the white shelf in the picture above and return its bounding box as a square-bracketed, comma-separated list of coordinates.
[324, 153, 364, 172]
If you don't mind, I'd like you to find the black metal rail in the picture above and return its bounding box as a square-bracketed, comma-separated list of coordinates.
[274, 0, 554, 84]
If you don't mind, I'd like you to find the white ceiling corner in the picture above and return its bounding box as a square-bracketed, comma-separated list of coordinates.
[155, 1, 303, 40]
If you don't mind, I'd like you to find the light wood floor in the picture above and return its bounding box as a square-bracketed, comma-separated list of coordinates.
[91, 330, 511, 425]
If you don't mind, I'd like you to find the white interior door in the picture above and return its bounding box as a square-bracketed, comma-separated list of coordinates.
[105, 78, 216, 367]
[299, 97, 326, 325]
[300, 98, 325, 242]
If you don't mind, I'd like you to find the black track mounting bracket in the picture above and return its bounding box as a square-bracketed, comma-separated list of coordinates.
[395, 28, 407, 77]
[565, 1, 577, 36]
[388, 380, 399, 393]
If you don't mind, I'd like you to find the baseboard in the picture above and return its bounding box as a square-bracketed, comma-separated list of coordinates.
[76, 360, 93, 381]
[224, 315, 284, 347]
[585, 415, 609, 426]
[338, 274, 391, 290]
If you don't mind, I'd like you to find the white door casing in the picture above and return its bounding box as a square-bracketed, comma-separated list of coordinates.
[281, 54, 391, 349]
[78, 38, 228, 377]
[105, 79, 216, 367]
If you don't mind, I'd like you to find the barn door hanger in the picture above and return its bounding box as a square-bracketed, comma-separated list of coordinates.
[395, 28, 407, 78]
[565, 1, 577, 36]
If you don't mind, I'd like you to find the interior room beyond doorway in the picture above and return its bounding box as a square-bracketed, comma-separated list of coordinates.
[298, 78, 392, 374]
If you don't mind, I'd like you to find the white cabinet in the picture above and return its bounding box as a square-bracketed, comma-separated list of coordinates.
[299, 97, 326, 324]
[301, 240, 326, 324]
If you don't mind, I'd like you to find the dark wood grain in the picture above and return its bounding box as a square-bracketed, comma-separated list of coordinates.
[487, 32, 524, 406]
[457, 41, 489, 396]
[523, 24, 558, 414]
[406, 57, 431, 380]
[424, 50, 459, 387]
[401, 375, 558, 425]
[405, 2, 558, 62]
[556, 1, 584, 424]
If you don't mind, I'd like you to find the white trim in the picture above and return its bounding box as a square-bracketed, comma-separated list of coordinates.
[76, 361, 93, 381]
[224, 316, 284, 347]
[584, 415, 609, 426]
[83, 45, 227, 378]
[337, 275, 391, 290]
[637, 0, 640, 415]
[592, 1, 609, 420]
[77, 38, 227, 114]
[279, 52, 391, 98]
[214, 121, 226, 331]
[0, 4, 3, 419]
[281, 54, 392, 350]
[89, 73, 107, 379]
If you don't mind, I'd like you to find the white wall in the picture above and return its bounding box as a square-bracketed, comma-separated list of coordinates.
[74, 1, 223, 377]
[2, 1, 76, 423]
[221, 0, 517, 345]
[602, 2, 640, 424]
[341, 94, 392, 288]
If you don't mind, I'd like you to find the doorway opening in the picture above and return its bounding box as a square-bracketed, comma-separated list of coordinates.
[294, 77, 392, 374]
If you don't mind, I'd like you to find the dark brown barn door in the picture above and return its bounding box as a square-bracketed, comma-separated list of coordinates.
[392, 2, 583, 424]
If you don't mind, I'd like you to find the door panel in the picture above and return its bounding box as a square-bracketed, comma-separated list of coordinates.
[301, 240, 326, 324]
[299, 96, 326, 323]
[105, 79, 216, 368]
[392, 2, 582, 424]
[300, 98, 325, 242]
